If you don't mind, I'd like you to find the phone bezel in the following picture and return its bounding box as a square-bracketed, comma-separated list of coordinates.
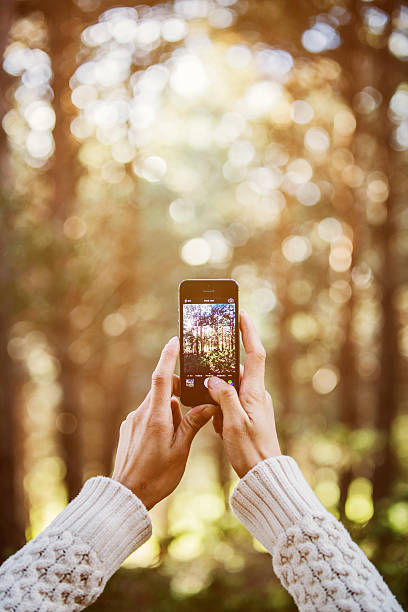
[179, 278, 240, 407]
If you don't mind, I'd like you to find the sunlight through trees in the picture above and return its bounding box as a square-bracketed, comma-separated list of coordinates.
[1, 0, 408, 608]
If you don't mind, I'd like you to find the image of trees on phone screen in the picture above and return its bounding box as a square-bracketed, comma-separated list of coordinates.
[183, 303, 235, 375]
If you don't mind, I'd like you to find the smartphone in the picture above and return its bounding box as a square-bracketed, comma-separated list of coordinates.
[179, 278, 240, 407]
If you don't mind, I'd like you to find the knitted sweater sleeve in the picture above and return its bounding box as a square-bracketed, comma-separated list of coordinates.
[230, 455, 403, 612]
[0, 476, 152, 611]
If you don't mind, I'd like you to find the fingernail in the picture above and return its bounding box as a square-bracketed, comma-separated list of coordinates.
[240, 309, 247, 316]
[166, 336, 178, 346]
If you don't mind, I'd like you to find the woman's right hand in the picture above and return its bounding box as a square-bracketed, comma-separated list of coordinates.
[207, 310, 281, 478]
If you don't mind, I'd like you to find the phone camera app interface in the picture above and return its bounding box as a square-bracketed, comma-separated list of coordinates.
[183, 302, 236, 388]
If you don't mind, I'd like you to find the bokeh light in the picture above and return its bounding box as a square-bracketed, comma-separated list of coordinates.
[1, 0, 408, 605]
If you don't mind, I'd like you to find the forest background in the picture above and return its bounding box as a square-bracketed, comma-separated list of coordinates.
[0, 0, 408, 610]
[183, 302, 236, 374]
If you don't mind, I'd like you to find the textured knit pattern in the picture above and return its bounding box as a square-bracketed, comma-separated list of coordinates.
[231, 455, 403, 612]
[0, 461, 403, 611]
[0, 476, 152, 612]
[0, 529, 104, 611]
[273, 512, 402, 612]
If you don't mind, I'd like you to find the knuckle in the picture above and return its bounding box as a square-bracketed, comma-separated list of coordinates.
[183, 413, 200, 433]
[228, 419, 245, 436]
[220, 385, 236, 400]
[123, 412, 138, 430]
[151, 370, 166, 386]
[253, 347, 266, 361]
[242, 388, 264, 405]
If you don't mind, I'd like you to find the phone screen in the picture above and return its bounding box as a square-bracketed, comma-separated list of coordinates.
[179, 279, 239, 406]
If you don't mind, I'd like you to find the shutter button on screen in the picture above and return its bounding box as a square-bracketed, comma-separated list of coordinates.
[204, 377, 211, 389]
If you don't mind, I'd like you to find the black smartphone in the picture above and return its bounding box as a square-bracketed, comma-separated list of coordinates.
[179, 278, 240, 407]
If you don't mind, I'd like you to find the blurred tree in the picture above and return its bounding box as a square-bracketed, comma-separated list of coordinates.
[98, 217, 143, 479]
[1, 0, 408, 606]
[0, 0, 27, 561]
[319, 0, 406, 506]
[41, 0, 85, 500]
[368, 19, 402, 505]
[0, 0, 14, 179]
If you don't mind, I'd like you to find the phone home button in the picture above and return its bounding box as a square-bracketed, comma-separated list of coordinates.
[204, 377, 212, 389]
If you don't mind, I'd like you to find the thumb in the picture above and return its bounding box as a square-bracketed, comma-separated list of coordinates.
[177, 404, 217, 446]
[207, 377, 244, 419]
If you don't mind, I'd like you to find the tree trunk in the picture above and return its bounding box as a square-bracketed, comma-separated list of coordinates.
[338, 291, 358, 517]
[0, 0, 27, 562]
[372, 173, 398, 502]
[362, 1, 400, 505]
[99, 227, 142, 478]
[45, 0, 83, 500]
[214, 435, 230, 509]
[0, 327, 25, 561]
[0, 0, 14, 183]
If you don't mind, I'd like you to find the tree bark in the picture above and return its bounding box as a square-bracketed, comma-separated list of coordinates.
[0, 0, 26, 561]
[44, 0, 83, 499]
[372, 165, 398, 502]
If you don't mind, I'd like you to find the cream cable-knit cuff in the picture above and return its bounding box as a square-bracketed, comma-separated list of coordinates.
[47, 476, 152, 579]
[230, 455, 327, 554]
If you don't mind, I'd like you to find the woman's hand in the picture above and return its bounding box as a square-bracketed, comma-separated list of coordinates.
[112, 337, 216, 509]
[207, 311, 281, 478]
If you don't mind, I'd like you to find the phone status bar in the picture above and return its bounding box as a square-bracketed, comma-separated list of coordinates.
[184, 298, 235, 303]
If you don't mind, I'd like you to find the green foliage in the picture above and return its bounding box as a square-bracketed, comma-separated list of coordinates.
[199, 348, 235, 372]
[89, 562, 294, 612]
[2, 0, 408, 607]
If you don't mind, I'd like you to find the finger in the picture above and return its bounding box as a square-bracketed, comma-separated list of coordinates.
[150, 336, 179, 415]
[172, 374, 180, 397]
[112, 416, 133, 478]
[207, 376, 247, 421]
[171, 397, 182, 430]
[212, 408, 223, 437]
[176, 404, 217, 447]
[239, 310, 266, 392]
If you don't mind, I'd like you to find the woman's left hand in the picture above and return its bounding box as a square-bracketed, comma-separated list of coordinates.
[112, 337, 216, 509]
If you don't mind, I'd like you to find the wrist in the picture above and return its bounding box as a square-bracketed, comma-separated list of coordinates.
[111, 473, 158, 510]
[235, 445, 282, 478]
